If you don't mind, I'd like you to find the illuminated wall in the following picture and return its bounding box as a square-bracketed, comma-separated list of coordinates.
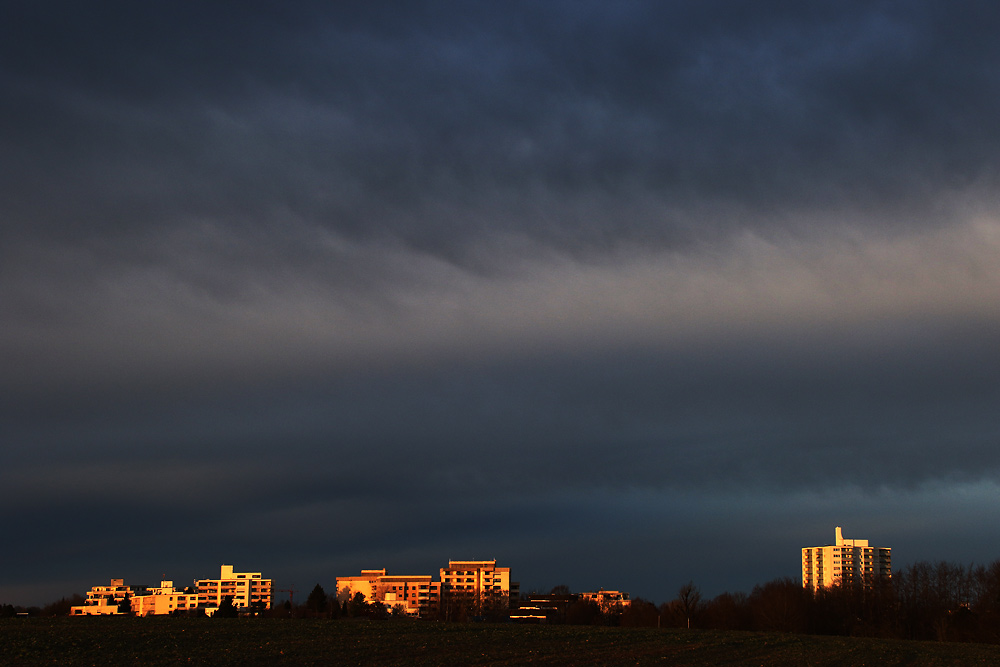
[194, 564, 272, 609]
[802, 526, 892, 591]
[336, 559, 518, 617]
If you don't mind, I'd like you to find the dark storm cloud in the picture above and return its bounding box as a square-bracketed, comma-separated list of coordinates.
[4, 1, 1000, 605]
[7, 313, 998, 498]
[6, 1, 1000, 251]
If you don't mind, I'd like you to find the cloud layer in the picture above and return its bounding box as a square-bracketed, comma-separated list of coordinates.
[3, 1, 1000, 604]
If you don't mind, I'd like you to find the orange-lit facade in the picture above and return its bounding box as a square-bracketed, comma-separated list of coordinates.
[195, 564, 272, 610]
[802, 526, 891, 591]
[336, 569, 441, 616]
[70, 579, 146, 615]
[336, 559, 518, 617]
[72, 565, 272, 616]
[335, 568, 388, 603]
[132, 581, 201, 616]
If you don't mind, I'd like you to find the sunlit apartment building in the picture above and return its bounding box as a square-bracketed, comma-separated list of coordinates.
[802, 526, 891, 591]
[70, 578, 147, 615]
[336, 559, 518, 617]
[439, 560, 518, 619]
[132, 581, 201, 616]
[336, 569, 441, 616]
[440, 560, 515, 598]
[195, 564, 272, 609]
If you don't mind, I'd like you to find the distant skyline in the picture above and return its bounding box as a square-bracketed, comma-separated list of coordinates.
[4, 1, 1000, 606]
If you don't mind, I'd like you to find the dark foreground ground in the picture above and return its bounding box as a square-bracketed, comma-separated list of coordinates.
[3, 617, 1000, 666]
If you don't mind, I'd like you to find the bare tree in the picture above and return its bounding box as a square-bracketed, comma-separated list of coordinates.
[673, 582, 702, 629]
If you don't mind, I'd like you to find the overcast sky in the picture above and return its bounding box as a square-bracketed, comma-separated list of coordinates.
[4, 1, 1000, 606]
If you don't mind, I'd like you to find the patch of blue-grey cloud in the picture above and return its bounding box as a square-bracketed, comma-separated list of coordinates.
[5, 2, 1000, 248]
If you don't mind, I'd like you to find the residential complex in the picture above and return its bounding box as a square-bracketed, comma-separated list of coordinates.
[71, 564, 271, 616]
[510, 594, 577, 623]
[336, 559, 518, 618]
[802, 526, 891, 591]
[68, 559, 634, 621]
[69, 578, 146, 615]
[440, 560, 514, 599]
[335, 569, 440, 616]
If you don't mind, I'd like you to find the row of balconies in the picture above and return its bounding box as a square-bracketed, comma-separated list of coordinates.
[196, 580, 270, 586]
[195, 581, 271, 588]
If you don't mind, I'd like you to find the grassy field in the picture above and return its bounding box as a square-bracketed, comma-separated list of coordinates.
[3, 617, 1000, 666]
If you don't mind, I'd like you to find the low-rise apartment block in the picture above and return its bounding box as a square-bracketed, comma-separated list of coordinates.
[510, 594, 577, 624]
[70, 579, 147, 615]
[336, 569, 440, 616]
[579, 589, 631, 612]
[510, 590, 632, 624]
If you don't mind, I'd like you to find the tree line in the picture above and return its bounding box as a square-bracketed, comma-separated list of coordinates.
[275, 584, 512, 622]
[10, 558, 1000, 644]
[272, 558, 1000, 644]
[617, 559, 1000, 644]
